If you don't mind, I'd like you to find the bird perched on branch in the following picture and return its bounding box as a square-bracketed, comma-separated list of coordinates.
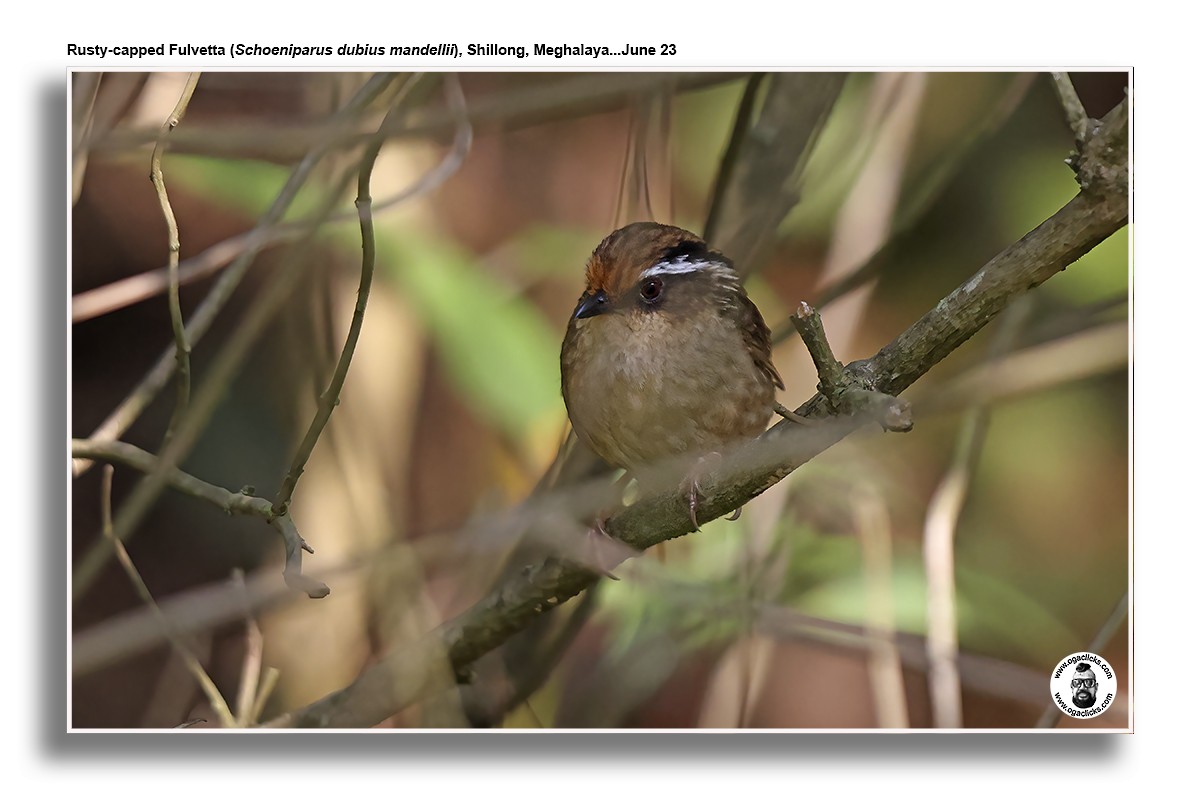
[463, 222, 784, 726]
[560, 221, 784, 529]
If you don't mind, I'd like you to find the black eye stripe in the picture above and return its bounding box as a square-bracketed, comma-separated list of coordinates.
[661, 240, 707, 263]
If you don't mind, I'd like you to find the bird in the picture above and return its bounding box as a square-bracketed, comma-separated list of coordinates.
[461, 222, 783, 726]
[559, 221, 784, 531]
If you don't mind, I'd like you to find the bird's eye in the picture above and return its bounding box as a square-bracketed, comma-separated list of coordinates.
[640, 277, 664, 302]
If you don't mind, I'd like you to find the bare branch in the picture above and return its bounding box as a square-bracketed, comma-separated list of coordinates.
[89, 73, 740, 161]
[272, 75, 471, 516]
[705, 73, 847, 273]
[72, 438, 330, 599]
[789, 302, 912, 432]
[232, 570, 263, 727]
[854, 487, 909, 728]
[99, 465, 236, 727]
[1050, 72, 1091, 144]
[73, 73, 396, 477]
[149, 72, 201, 447]
[71, 147, 471, 325]
[774, 74, 1037, 344]
[914, 318, 1127, 415]
[923, 299, 1032, 729]
[790, 301, 844, 398]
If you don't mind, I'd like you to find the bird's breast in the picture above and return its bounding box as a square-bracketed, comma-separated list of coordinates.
[561, 309, 776, 472]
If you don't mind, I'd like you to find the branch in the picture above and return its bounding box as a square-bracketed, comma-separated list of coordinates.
[923, 298, 1033, 729]
[773, 73, 1036, 343]
[73, 76, 473, 598]
[73, 73, 396, 478]
[268, 78, 402, 516]
[71, 139, 472, 325]
[149, 72, 202, 447]
[791, 302, 912, 432]
[269, 99, 1128, 728]
[90, 73, 740, 161]
[704, 72, 846, 273]
[1050, 72, 1091, 145]
[99, 465, 237, 727]
[72, 438, 330, 599]
[71, 166, 353, 600]
[271, 76, 471, 516]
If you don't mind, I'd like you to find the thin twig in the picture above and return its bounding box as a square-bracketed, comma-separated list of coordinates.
[73, 144, 368, 596]
[249, 668, 281, 725]
[790, 301, 845, 398]
[75, 74, 474, 599]
[789, 302, 912, 432]
[149, 73, 202, 447]
[73, 438, 330, 599]
[914, 318, 1127, 416]
[272, 74, 469, 516]
[232, 569, 264, 727]
[71, 147, 465, 325]
[71, 72, 102, 204]
[773, 74, 1037, 345]
[854, 486, 909, 728]
[922, 298, 1032, 728]
[268, 78, 406, 516]
[99, 466, 237, 728]
[1050, 72, 1091, 145]
[73, 73, 396, 478]
[89, 73, 738, 160]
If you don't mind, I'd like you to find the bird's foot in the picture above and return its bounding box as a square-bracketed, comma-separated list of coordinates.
[584, 517, 621, 580]
[680, 452, 729, 531]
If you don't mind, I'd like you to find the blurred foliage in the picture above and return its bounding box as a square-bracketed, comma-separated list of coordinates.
[374, 229, 563, 447]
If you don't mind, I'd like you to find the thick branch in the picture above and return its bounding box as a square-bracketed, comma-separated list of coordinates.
[704, 72, 846, 273]
[271, 98, 1128, 728]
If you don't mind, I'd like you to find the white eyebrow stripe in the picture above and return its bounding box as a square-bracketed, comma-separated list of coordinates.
[639, 258, 734, 279]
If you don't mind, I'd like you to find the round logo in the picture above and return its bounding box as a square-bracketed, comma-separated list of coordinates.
[1050, 651, 1117, 719]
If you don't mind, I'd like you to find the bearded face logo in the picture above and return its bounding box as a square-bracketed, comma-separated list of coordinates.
[1070, 664, 1098, 709]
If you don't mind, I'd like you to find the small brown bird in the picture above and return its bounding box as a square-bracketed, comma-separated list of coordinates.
[560, 221, 784, 527]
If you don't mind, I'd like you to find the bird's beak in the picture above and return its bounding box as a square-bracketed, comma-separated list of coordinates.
[574, 291, 610, 319]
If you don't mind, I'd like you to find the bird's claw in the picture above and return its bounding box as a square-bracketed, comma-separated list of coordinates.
[687, 480, 701, 531]
[680, 452, 725, 532]
[585, 518, 621, 580]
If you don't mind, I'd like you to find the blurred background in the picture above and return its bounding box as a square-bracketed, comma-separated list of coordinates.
[70, 71, 1129, 729]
